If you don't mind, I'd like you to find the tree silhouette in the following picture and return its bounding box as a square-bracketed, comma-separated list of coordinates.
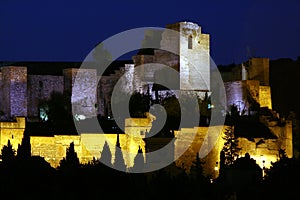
[131, 146, 145, 172]
[113, 134, 127, 172]
[189, 152, 207, 182]
[221, 126, 240, 166]
[129, 91, 150, 118]
[99, 141, 113, 169]
[58, 142, 80, 171]
[17, 126, 31, 161]
[263, 149, 300, 199]
[225, 153, 263, 200]
[198, 92, 211, 126]
[1, 140, 16, 168]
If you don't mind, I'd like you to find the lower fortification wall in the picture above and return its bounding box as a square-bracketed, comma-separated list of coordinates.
[30, 133, 145, 169]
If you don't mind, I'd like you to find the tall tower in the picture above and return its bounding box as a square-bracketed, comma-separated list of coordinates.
[0, 66, 27, 119]
[63, 68, 97, 119]
[161, 21, 210, 91]
[132, 21, 210, 95]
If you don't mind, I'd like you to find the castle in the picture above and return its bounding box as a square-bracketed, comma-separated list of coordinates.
[0, 21, 292, 178]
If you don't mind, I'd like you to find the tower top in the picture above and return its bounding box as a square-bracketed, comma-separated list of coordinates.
[166, 21, 202, 34]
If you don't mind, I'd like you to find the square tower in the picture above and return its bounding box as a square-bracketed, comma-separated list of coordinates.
[162, 21, 210, 91]
[0, 66, 27, 119]
[63, 68, 97, 119]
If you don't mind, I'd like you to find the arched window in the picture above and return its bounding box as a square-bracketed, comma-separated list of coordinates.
[188, 35, 193, 49]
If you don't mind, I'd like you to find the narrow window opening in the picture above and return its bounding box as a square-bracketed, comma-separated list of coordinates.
[188, 35, 193, 49]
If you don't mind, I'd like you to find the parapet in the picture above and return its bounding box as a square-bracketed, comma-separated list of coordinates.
[0, 117, 26, 129]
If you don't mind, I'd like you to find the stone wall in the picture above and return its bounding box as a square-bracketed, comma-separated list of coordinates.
[0, 66, 27, 119]
[224, 80, 260, 114]
[0, 117, 25, 152]
[259, 86, 272, 109]
[27, 75, 64, 119]
[30, 133, 145, 169]
[63, 68, 97, 119]
[174, 126, 226, 179]
[165, 22, 210, 91]
[174, 121, 293, 178]
[248, 58, 270, 86]
[132, 21, 210, 94]
[0, 116, 293, 178]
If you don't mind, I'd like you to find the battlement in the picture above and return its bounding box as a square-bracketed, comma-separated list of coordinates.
[0, 117, 26, 153]
[0, 117, 25, 129]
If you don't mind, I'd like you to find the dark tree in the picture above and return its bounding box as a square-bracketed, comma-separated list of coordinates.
[160, 94, 181, 133]
[58, 142, 80, 171]
[40, 91, 75, 134]
[225, 153, 263, 200]
[17, 126, 31, 161]
[131, 145, 145, 172]
[198, 92, 211, 126]
[113, 134, 127, 172]
[189, 152, 206, 182]
[1, 140, 16, 168]
[221, 126, 240, 166]
[129, 91, 150, 118]
[99, 141, 113, 169]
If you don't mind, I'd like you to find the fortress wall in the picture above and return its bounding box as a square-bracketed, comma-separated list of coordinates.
[132, 54, 158, 93]
[30, 133, 145, 169]
[174, 126, 226, 178]
[225, 80, 260, 114]
[269, 120, 293, 158]
[124, 117, 152, 137]
[178, 22, 210, 91]
[0, 117, 25, 152]
[81, 133, 145, 168]
[225, 81, 246, 112]
[284, 120, 293, 157]
[27, 75, 64, 119]
[246, 80, 260, 103]
[98, 66, 128, 117]
[0, 66, 27, 119]
[30, 136, 59, 167]
[238, 137, 279, 169]
[30, 135, 82, 168]
[248, 58, 270, 86]
[259, 86, 272, 109]
[63, 68, 97, 118]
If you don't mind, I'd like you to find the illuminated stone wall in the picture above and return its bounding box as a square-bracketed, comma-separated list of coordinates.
[161, 22, 210, 91]
[0, 117, 25, 152]
[27, 75, 64, 120]
[225, 79, 272, 114]
[259, 86, 272, 109]
[30, 133, 145, 169]
[174, 121, 293, 178]
[97, 64, 133, 117]
[178, 22, 210, 91]
[174, 126, 226, 179]
[0, 116, 293, 179]
[132, 21, 210, 94]
[63, 68, 97, 118]
[224, 80, 260, 114]
[238, 119, 292, 170]
[0, 66, 27, 119]
[248, 58, 270, 86]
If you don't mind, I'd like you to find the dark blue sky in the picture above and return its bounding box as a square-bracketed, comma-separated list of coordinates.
[1, 0, 300, 65]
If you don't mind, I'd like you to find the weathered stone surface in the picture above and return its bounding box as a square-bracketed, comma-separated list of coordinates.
[27, 75, 64, 119]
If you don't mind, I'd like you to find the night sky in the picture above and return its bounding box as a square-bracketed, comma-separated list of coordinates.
[1, 0, 300, 65]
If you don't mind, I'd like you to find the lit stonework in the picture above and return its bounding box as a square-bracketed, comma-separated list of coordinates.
[0, 21, 294, 179]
